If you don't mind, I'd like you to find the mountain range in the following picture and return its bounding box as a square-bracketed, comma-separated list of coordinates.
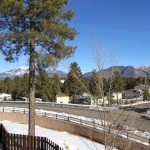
[0, 67, 67, 80]
[0, 65, 150, 80]
[84, 65, 150, 78]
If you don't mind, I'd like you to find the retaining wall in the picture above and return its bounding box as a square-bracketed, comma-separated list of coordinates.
[0, 112, 149, 150]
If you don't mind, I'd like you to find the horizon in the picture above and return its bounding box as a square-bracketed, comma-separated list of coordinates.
[1, 0, 150, 73]
[0, 64, 150, 74]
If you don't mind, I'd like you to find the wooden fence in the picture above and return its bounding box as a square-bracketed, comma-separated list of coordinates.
[0, 124, 63, 150]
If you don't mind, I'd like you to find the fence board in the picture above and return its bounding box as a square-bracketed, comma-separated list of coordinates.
[0, 124, 63, 150]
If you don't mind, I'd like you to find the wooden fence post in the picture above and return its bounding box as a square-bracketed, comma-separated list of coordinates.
[80, 119, 82, 125]
[93, 121, 95, 128]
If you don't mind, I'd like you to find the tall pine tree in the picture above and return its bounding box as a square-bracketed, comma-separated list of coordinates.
[67, 62, 83, 99]
[52, 74, 62, 100]
[112, 71, 124, 104]
[36, 69, 53, 101]
[0, 0, 77, 136]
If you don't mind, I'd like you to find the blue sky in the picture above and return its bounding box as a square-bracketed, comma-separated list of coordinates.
[1, 0, 150, 73]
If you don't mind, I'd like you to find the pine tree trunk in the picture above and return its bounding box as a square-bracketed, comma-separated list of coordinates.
[28, 42, 35, 136]
[28, 0, 35, 137]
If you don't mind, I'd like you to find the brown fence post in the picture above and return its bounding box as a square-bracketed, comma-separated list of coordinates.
[127, 132, 129, 139]
[80, 119, 82, 125]
[0, 124, 2, 143]
[8, 133, 10, 150]
[41, 137, 43, 149]
[23, 135, 26, 150]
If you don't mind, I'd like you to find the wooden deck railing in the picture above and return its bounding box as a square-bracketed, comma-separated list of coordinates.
[0, 124, 63, 150]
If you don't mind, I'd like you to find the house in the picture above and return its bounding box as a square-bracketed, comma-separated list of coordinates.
[112, 92, 122, 101]
[91, 97, 108, 105]
[134, 85, 150, 93]
[0, 93, 12, 101]
[122, 89, 141, 99]
[56, 93, 70, 104]
[60, 79, 65, 84]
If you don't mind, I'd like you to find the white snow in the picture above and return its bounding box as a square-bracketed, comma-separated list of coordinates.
[0, 120, 107, 150]
[111, 101, 150, 109]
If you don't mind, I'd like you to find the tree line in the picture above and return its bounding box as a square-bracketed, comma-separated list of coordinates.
[0, 62, 149, 102]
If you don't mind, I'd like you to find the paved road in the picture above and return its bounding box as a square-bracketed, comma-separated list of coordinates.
[0, 102, 150, 132]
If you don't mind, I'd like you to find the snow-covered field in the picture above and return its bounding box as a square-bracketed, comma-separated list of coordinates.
[0, 120, 107, 150]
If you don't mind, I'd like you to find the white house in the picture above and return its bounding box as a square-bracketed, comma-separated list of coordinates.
[60, 79, 65, 84]
[0, 93, 12, 101]
[91, 97, 108, 105]
[56, 93, 70, 104]
[112, 92, 122, 101]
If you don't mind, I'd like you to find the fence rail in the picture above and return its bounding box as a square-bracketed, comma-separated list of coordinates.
[0, 107, 150, 146]
[0, 124, 63, 150]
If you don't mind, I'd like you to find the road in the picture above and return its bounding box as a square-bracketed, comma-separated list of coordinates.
[0, 102, 150, 132]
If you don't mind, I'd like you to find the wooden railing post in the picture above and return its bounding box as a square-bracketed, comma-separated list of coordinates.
[80, 119, 82, 125]
[93, 121, 95, 128]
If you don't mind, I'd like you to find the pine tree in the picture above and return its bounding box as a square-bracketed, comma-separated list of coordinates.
[0, 80, 7, 93]
[89, 70, 104, 104]
[3, 77, 13, 94]
[12, 76, 21, 99]
[0, 0, 77, 136]
[20, 74, 29, 98]
[112, 71, 124, 104]
[67, 62, 83, 99]
[52, 74, 62, 99]
[36, 69, 53, 101]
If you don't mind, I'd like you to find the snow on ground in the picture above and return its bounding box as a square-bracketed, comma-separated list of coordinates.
[111, 101, 150, 109]
[0, 120, 110, 150]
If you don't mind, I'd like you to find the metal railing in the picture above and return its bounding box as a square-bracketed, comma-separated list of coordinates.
[0, 107, 149, 146]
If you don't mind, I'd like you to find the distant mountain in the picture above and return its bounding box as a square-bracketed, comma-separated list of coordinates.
[0, 67, 67, 80]
[1, 65, 150, 80]
[83, 65, 150, 78]
[46, 70, 67, 78]
[0, 67, 29, 80]
[136, 65, 150, 75]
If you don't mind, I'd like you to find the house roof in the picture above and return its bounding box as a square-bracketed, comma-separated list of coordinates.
[56, 93, 69, 97]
